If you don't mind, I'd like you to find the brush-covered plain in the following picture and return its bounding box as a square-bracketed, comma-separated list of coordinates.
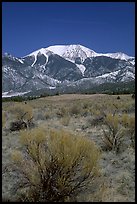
[2, 94, 135, 202]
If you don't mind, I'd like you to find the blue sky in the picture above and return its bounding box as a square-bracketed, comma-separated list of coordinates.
[2, 2, 135, 57]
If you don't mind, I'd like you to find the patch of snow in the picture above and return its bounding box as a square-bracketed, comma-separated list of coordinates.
[76, 64, 86, 76]
[65, 58, 75, 63]
[46, 45, 70, 56]
[35, 73, 61, 83]
[128, 59, 135, 65]
[121, 71, 135, 81]
[130, 61, 135, 65]
[96, 70, 121, 79]
[16, 58, 24, 64]
[2, 91, 30, 98]
[31, 54, 38, 67]
[99, 52, 133, 61]
[48, 86, 56, 89]
[24, 48, 54, 67]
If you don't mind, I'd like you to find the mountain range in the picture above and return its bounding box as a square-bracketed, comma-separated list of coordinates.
[2, 44, 135, 97]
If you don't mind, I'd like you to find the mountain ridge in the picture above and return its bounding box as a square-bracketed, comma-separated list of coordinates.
[23, 44, 134, 63]
[2, 44, 135, 97]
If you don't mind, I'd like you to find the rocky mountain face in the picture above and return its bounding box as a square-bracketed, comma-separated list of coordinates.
[2, 44, 135, 97]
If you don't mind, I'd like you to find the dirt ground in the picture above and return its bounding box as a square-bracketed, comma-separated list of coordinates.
[2, 94, 135, 202]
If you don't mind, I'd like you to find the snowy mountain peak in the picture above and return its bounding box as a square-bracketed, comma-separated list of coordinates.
[24, 47, 54, 58]
[23, 44, 134, 64]
[47, 44, 98, 62]
[2, 44, 135, 97]
[46, 44, 134, 63]
[100, 52, 133, 61]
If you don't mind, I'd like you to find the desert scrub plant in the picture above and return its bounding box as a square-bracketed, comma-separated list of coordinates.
[11, 128, 100, 202]
[60, 114, 71, 126]
[56, 106, 69, 118]
[8, 103, 33, 121]
[69, 103, 82, 116]
[102, 113, 125, 153]
[8, 103, 34, 131]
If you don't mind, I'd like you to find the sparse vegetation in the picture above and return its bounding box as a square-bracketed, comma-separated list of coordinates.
[2, 94, 135, 202]
[120, 114, 135, 148]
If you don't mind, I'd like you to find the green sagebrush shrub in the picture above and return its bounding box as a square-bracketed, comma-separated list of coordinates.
[11, 128, 100, 202]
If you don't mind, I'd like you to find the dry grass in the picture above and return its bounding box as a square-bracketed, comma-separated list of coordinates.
[60, 115, 71, 126]
[2, 94, 135, 202]
[2, 111, 6, 127]
[7, 103, 33, 121]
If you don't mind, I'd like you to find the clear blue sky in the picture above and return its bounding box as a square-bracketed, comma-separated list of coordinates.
[2, 2, 135, 57]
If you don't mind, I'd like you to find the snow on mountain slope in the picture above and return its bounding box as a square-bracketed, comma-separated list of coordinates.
[2, 91, 30, 98]
[23, 44, 134, 68]
[128, 58, 135, 65]
[2, 44, 135, 96]
[15, 58, 24, 64]
[46, 45, 70, 56]
[3, 53, 24, 64]
[70, 68, 135, 87]
[47, 44, 134, 62]
[120, 70, 135, 82]
[100, 52, 133, 61]
[76, 64, 86, 76]
[95, 69, 135, 82]
[96, 70, 121, 80]
[24, 48, 54, 67]
[47, 44, 98, 62]
[33, 72, 61, 87]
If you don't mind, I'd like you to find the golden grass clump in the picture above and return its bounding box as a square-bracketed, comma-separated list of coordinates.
[69, 103, 82, 116]
[8, 103, 33, 121]
[60, 115, 71, 126]
[105, 113, 119, 132]
[102, 113, 125, 152]
[11, 127, 100, 202]
[56, 106, 69, 117]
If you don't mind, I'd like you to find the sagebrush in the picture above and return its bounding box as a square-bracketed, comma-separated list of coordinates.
[11, 128, 100, 202]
